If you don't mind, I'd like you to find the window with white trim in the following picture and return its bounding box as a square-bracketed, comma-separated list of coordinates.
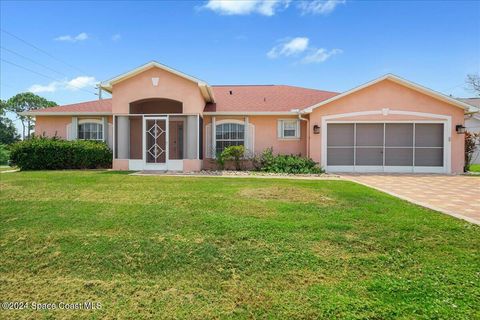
[215, 123, 244, 155]
[78, 122, 103, 140]
[278, 119, 300, 139]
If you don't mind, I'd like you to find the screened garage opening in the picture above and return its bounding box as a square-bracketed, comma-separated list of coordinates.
[326, 122, 446, 173]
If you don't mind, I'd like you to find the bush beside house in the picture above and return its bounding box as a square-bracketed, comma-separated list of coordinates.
[254, 147, 323, 174]
[465, 131, 480, 172]
[9, 137, 112, 170]
[214, 146, 323, 174]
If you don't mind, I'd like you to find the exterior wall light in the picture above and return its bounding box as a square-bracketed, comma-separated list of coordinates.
[313, 125, 320, 134]
[456, 125, 466, 134]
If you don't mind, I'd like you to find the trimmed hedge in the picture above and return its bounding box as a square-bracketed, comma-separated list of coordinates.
[9, 137, 112, 170]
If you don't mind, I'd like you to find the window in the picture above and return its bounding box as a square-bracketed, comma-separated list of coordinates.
[278, 119, 300, 139]
[78, 122, 103, 140]
[215, 123, 244, 155]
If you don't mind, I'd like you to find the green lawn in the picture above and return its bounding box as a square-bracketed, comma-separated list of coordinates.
[0, 166, 15, 172]
[469, 164, 480, 172]
[1, 171, 479, 319]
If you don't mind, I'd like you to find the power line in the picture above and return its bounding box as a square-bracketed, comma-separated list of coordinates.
[1, 46, 69, 77]
[1, 28, 87, 74]
[1, 58, 59, 82]
[1, 58, 96, 95]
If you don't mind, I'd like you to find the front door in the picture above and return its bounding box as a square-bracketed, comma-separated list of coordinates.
[169, 120, 184, 159]
[144, 117, 168, 168]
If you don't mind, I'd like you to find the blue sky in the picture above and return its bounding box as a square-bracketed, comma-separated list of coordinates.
[1, 0, 479, 132]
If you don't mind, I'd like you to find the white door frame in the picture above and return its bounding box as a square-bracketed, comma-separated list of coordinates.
[143, 115, 169, 170]
[321, 109, 452, 173]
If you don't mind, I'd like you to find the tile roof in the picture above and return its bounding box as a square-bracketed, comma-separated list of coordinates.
[206, 85, 338, 112]
[34, 99, 112, 113]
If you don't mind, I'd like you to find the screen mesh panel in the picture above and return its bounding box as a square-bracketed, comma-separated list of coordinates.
[327, 148, 354, 165]
[356, 124, 383, 146]
[327, 124, 354, 146]
[385, 124, 413, 147]
[356, 148, 383, 165]
[415, 124, 444, 147]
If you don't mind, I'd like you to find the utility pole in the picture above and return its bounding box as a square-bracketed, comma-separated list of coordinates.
[95, 84, 103, 100]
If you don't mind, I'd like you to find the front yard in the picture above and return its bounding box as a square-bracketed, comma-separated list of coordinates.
[0, 171, 479, 319]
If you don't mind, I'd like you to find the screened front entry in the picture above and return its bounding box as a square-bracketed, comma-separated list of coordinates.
[326, 122, 446, 173]
[145, 118, 167, 164]
[114, 114, 199, 171]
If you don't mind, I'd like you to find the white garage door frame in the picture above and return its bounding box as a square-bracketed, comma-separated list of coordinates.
[321, 109, 452, 174]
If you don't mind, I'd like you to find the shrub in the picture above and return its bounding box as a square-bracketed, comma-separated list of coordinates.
[255, 147, 323, 174]
[217, 145, 245, 170]
[465, 131, 480, 172]
[0, 144, 9, 165]
[9, 137, 112, 170]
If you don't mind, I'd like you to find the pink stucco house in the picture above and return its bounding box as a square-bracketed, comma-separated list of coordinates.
[24, 61, 478, 173]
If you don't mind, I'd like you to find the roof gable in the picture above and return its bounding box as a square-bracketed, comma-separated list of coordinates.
[100, 61, 215, 102]
[303, 74, 474, 113]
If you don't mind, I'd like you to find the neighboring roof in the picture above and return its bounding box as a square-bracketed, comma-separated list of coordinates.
[459, 98, 480, 119]
[100, 61, 215, 102]
[303, 74, 475, 113]
[204, 85, 338, 113]
[458, 98, 480, 108]
[21, 99, 112, 116]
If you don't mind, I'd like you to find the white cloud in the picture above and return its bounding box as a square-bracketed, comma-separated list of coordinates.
[54, 32, 89, 42]
[203, 0, 290, 16]
[301, 48, 343, 63]
[112, 34, 121, 42]
[65, 76, 97, 91]
[28, 76, 97, 93]
[28, 82, 59, 93]
[267, 37, 309, 58]
[297, 0, 345, 15]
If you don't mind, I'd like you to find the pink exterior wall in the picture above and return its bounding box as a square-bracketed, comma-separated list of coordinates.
[203, 115, 307, 158]
[308, 79, 465, 173]
[35, 116, 71, 138]
[183, 159, 202, 172]
[112, 159, 129, 170]
[35, 116, 113, 139]
[111, 67, 206, 115]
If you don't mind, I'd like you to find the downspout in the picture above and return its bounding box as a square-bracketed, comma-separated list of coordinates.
[295, 110, 310, 158]
[299, 114, 310, 158]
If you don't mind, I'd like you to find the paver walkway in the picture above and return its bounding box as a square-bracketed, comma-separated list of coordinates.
[341, 174, 480, 225]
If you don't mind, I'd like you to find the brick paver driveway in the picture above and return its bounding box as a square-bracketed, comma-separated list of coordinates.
[341, 174, 480, 225]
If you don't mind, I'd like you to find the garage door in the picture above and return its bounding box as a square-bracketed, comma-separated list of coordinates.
[326, 123, 446, 173]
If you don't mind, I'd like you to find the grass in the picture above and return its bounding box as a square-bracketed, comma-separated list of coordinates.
[469, 164, 480, 172]
[0, 165, 15, 172]
[0, 171, 479, 319]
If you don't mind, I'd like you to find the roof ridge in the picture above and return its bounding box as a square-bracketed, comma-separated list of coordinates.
[211, 84, 339, 93]
[212, 84, 276, 87]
